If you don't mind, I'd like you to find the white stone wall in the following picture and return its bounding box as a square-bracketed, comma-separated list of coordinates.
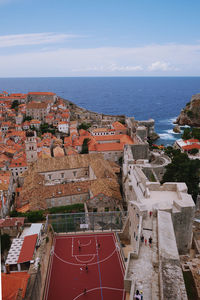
[46, 192, 89, 208]
[41, 167, 89, 184]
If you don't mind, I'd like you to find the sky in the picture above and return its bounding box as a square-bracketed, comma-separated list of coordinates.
[0, 0, 200, 77]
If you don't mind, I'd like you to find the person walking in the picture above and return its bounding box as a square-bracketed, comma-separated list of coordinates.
[149, 236, 152, 247]
[140, 290, 143, 300]
[85, 264, 88, 272]
[141, 234, 144, 243]
[134, 289, 141, 300]
[145, 238, 147, 246]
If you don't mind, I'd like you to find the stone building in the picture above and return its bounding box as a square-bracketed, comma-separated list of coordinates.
[122, 144, 195, 300]
[27, 92, 57, 103]
[26, 101, 50, 121]
[17, 154, 122, 212]
[25, 131, 38, 163]
[0, 217, 25, 237]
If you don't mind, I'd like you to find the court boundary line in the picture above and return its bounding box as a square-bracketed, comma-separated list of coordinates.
[43, 237, 56, 300]
[113, 234, 125, 275]
[45, 233, 125, 300]
[95, 236, 103, 300]
[54, 246, 117, 266]
[55, 233, 114, 239]
[78, 239, 91, 247]
[75, 254, 95, 263]
[72, 236, 97, 257]
[72, 286, 125, 300]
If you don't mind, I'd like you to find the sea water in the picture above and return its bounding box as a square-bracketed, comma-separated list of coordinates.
[0, 76, 200, 145]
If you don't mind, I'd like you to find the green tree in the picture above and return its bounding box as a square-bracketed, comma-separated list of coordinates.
[11, 100, 19, 110]
[182, 128, 191, 140]
[78, 123, 91, 131]
[26, 211, 45, 223]
[81, 138, 90, 154]
[191, 128, 200, 140]
[119, 119, 125, 125]
[1, 233, 11, 254]
[162, 152, 200, 202]
[40, 123, 55, 135]
[23, 116, 33, 122]
[187, 110, 194, 119]
[188, 148, 199, 155]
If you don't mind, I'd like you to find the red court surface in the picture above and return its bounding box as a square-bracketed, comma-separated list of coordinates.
[44, 232, 125, 300]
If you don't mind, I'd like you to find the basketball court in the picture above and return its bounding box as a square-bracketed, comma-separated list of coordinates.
[44, 232, 125, 300]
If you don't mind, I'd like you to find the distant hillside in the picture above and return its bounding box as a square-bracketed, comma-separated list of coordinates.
[176, 93, 200, 126]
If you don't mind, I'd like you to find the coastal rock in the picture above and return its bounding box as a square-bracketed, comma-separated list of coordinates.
[173, 125, 181, 133]
[176, 93, 200, 126]
[149, 132, 160, 141]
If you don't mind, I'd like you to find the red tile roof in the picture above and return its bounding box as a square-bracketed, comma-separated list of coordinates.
[17, 234, 38, 263]
[2, 271, 30, 300]
[16, 203, 30, 213]
[185, 139, 199, 143]
[182, 143, 200, 150]
[112, 121, 126, 130]
[28, 92, 56, 95]
[26, 101, 48, 109]
[9, 156, 27, 168]
[0, 217, 25, 228]
[90, 142, 124, 152]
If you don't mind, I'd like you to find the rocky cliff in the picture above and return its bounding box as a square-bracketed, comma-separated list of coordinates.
[176, 93, 200, 126]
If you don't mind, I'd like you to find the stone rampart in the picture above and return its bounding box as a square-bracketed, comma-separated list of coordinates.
[157, 211, 188, 300]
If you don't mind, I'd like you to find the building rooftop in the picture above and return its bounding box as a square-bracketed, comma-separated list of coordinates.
[2, 271, 30, 300]
[5, 238, 24, 265]
[17, 234, 38, 263]
[21, 223, 43, 238]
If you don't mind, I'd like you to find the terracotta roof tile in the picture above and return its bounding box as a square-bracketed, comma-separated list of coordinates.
[17, 234, 38, 263]
[28, 92, 56, 95]
[0, 217, 25, 228]
[2, 272, 30, 300]
[26, 101, 48, 109]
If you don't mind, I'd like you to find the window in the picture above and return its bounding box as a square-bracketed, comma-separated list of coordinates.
[61, 173, 64, 178]
[48, 174, 52, 179]
[73, 171, 77, 177]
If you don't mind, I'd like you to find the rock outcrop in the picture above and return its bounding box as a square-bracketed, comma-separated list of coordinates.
[173, 125, 181, 133]
[176, 93, 200, 126]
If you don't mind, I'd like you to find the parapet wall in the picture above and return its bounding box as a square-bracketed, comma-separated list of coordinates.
[157, 211, 188, 300]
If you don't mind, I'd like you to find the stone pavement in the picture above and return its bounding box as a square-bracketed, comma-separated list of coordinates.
[129, 214, 159, 300]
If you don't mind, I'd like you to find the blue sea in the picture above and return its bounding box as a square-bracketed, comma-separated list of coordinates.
[0, 77, 200, 145]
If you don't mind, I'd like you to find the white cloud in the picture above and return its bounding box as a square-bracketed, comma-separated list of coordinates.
[0, 33, 80, 48]
[73, 64, 143, 72]
[148, 61, 178, 71]
[0, 42, 200, 76]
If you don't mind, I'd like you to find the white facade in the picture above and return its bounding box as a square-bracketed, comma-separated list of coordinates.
[58, 122, 69, 134]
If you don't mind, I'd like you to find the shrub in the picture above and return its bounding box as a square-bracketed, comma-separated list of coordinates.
[80, 138, 90, 154]
[186, 110, 194, 118]
[78, 122, 91, 131]
[188, 148, 199, 155]
[26, 210, 45, 223]
[48, 203, 84, 214]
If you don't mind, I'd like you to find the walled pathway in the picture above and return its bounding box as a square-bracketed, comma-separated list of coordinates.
[129, 214, 159, 300]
